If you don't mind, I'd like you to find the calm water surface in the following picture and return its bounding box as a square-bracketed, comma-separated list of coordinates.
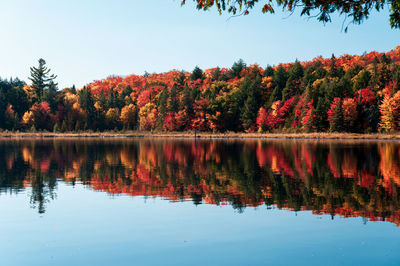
[0, 139, 400, 265]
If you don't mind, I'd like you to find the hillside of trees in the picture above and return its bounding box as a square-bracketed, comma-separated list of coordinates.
[1, 46, 400, 133]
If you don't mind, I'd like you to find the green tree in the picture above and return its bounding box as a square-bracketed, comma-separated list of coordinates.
[78, 86, 96, 128]
[41, 81, 58, 112]
[329, 99, 344, 132]
[29, 58, 57, 102]
[282, 61, 303, 101]
[263, 65, 274, 77]
[107, 87, 117, 108]
[168, 85, 179, 113]
[190, 66, 204, 80]
[240, 76, 262, 130]
[268, 65, 287, 105]
[230, 59, 246, 78]
[353, 70, 371, 93]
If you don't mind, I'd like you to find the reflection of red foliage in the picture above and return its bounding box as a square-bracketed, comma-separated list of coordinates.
[13, 140, 400, 226]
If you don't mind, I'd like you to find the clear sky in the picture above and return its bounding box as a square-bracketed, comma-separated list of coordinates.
[0, 0, 399, 89]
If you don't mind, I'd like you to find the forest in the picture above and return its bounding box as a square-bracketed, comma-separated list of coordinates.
[1, 46, 400, 133]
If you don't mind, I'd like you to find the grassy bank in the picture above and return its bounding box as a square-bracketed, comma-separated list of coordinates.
[0, 131, 399, 140]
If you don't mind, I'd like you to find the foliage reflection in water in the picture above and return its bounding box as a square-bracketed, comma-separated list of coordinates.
[0, 139, 400, 225]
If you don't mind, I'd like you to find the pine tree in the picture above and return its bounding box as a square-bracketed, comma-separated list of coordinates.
[190, 66, 204, 80]
[263, 66, 274, 77]
[181, 84, 194, 116]
[230, 59, 246, 78]
[158, 88, 169, 126]
[29, 58, 57, 102]
[282, 61, 303, 101]
[42, 80, 58, 112]
[78, 86, 95, 129]
[168, 85, 179, 113]
[270, 65, 288, 104]
[107, 88, 117, 108]
[98, 89, 107, 111]
[329, 99, 344, 132]
[242, 92, 257, 130]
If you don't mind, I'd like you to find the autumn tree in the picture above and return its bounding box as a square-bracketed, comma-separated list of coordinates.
[379, 91, 400, 132]
[120, 104, 137, 129]
[342, 98, 358, 131]
[256, 107, 268, 132]
[181, 0, 400, 29]
[106, 108, 120, 129]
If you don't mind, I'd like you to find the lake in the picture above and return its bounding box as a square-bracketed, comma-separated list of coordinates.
[0, 138, 400, 265]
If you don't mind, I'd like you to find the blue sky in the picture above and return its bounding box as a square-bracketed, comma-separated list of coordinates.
[0, 0, 399, 88]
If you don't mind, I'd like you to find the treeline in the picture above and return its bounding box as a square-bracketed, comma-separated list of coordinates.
[1, 46, 400, 133]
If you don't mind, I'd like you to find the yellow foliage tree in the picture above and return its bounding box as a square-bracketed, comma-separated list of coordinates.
[21, 111, 35, 128]
[139, 103, 158, 130]
[106, 108, 120, 129]
[379, 91, 400, 132]
[120, 104, 137, 129]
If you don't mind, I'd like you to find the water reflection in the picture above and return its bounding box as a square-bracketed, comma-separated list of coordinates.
[0, 139, 399, 225]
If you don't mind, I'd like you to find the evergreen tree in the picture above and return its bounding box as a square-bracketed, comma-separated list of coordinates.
[70, 85, 77, 94]
[190, 66, 204, 80]
[230, 59, 246, 78]
[107, 88, 117, 108]
[329, 99, 344, 132]
[158, 88, 169, 125]
[315, 97, 328, 131]
[29, 58, 57, 102]
[168, 85, 179, 113]
[240, 76, 262, 130]
[263, 65, 274, 77]
[242, 91, 257, 130]
[353, 70, 371, 93]
[282, 61, 304, 101]
[181, 84, 194, 116]
[328, 54, 344, 78]
[78, 86, 95, 128]
[273, 65, 288, 93]
[267, 65, 287, 105]
[98, 90, 107, 111]
[41, 80, 58, 112]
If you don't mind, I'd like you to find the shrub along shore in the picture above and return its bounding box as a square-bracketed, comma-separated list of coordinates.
[0, 131, 399, 140]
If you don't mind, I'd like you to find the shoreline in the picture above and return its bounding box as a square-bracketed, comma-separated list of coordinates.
[0, 131, 399, 140]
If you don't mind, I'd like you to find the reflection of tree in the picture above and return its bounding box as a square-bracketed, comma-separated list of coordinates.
[0, 139, 400, 224]
[29, 172, 56, 214]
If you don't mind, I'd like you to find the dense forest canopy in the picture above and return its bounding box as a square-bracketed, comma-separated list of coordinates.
[1, 46, 400, 133]
[181, 0, 400, 29]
